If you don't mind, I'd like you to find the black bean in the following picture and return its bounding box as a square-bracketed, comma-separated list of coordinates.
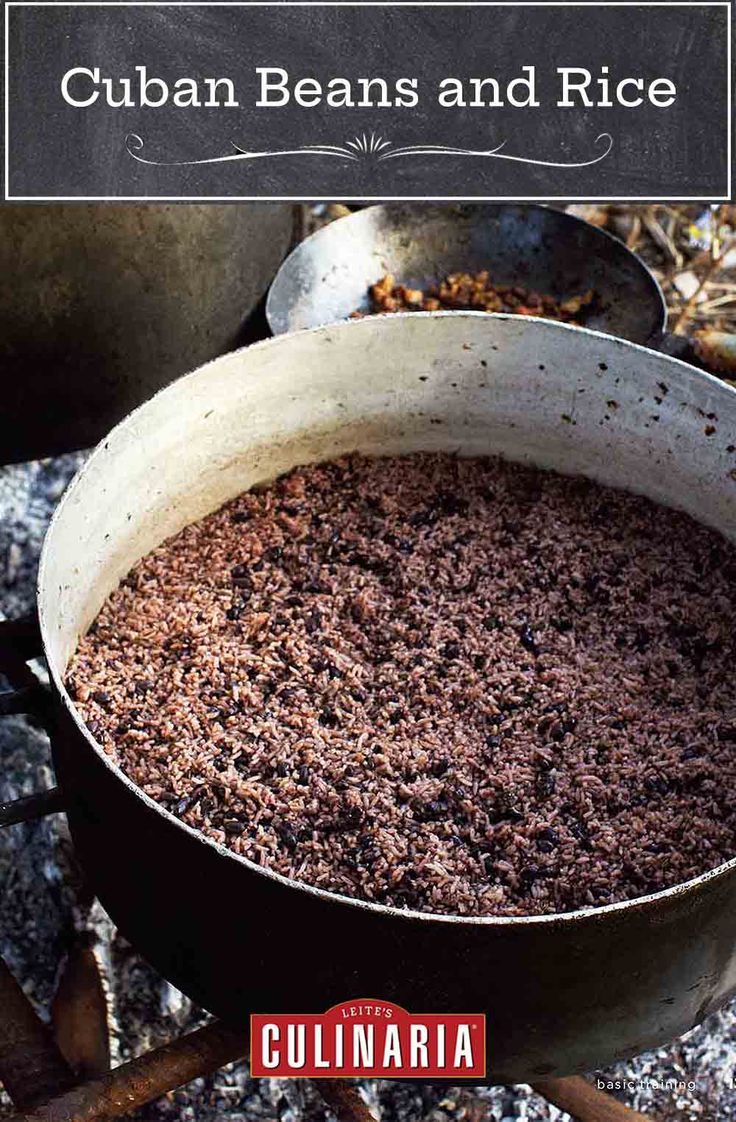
[520, 864, 544, 887]
[436, 492, 469, 516]
[408, 509, 436, 528]
[519, 624, 538, 656]
[644, 775, 671, 797]
[175, 792, 200, 816]
[338, 805, 365, 829]
[537, 826, 560, 845]
[413, 797, 448, 823]
[633, 626, 651, 653]
[536, 773, 556, 798]
[570, 821, 592, 850]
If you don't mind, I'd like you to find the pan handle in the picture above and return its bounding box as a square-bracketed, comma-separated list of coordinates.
[652, 330, 697, 362]
[0, 788, 67, 828]
[0, 611, 68, 827]
[0, 610, 44, 665]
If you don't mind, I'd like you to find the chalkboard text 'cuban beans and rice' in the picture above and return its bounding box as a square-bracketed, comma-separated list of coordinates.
[59, 66, 677, 112]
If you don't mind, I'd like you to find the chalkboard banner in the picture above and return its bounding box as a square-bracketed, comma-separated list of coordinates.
[4, 2, 732, 201]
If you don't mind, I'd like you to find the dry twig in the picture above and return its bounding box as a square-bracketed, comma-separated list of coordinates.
[50, 940, 110, 1080]
[317, 1080, 377, 1122]
[642, 207, 683, 269]
[532, 1076, 654, 1122]
[673, 234, 736, 334]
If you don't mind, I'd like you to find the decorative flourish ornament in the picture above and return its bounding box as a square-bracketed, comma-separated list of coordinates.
[125, 131, 613, 170]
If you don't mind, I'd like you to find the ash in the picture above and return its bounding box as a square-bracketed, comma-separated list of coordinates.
[1, 454, 735, 1121]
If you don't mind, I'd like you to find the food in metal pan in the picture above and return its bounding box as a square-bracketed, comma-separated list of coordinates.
[361, 271, 597, 323]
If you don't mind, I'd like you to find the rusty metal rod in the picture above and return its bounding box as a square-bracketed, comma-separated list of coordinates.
[532, 1076, 653, 1121]
[0, 955, 75, 1110]
[4, 1019, 249, 1122]
[316, 1080, 377, 1122]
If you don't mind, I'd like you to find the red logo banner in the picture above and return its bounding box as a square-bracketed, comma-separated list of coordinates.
[250, 1000, 486, 1078]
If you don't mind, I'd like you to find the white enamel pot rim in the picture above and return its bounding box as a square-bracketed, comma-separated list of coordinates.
[38, 311, 736, 928]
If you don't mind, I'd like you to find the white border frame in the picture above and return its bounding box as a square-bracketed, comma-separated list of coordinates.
[3, 1, 733, 202]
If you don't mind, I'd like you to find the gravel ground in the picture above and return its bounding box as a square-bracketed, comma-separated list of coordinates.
[1, 453, 736, 1121]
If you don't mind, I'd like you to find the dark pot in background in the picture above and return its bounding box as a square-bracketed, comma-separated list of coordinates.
[0, 204, 295, 463]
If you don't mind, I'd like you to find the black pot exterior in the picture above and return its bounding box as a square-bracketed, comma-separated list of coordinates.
[0, 204, 294, 464]
[38, 313, 736, 1082]
[52, 702, 736, 1082]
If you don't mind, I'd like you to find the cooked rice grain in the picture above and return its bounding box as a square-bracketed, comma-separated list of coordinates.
[68, 454, 736, 917]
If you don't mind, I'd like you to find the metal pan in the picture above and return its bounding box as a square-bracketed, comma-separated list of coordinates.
[266, 203, 666, 345]
[3, 313, 735, 1082]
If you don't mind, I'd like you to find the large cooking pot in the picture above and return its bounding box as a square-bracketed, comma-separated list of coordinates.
[0, 203, 294, 464]
[6, 314, 736, 1081]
